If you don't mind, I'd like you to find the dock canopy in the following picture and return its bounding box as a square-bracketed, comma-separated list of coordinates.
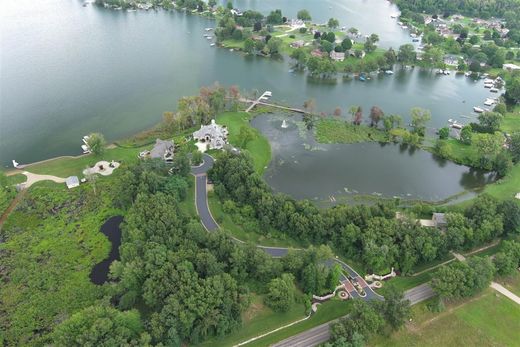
[65, 176, 80, 189]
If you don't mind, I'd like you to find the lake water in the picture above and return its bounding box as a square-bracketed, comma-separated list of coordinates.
[0, 0, 495, 198]
[253, 115, 495, 203]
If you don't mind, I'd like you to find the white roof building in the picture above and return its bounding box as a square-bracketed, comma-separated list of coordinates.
[150, 139, 174, 162]
[66, 176, 80, 189]
[193, 119, 229, 150]
[330, 51, 345, 61]
[503, 63, 520, 72]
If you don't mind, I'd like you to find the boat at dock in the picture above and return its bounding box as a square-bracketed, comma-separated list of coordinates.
[490, 88, 499, 93]
[473, 107, 484, 113]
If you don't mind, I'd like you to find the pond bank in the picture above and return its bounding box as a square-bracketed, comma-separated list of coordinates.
[89, 215, 123, 285]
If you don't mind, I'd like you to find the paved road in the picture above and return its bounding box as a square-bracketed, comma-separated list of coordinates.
[273, 283, 435, 347]
[191, 154, 434, 347]
[403, 283, 436, 305]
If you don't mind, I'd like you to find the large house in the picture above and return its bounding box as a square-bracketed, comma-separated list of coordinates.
[150, 139, 175, 163]
[193, 119, 229, 150]
[330, 51, 345, 62]
[419, 213, 447, 228]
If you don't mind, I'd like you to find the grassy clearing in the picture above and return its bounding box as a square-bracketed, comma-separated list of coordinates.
[0, 180, 120, 345]
[207, 190, 306, 248]
[217, 112, 271, 174]
[316, 119, 388, 144]
[178, 174, 197, 218]
[18, 145, 149, 178]
[501, 113, 520, 134]
[245, 299, 353, 347]
[483, 164, 520, 201]
[384, 272, 434, 293]
[371, 289, 520, 347]
[197, 294, 307, 347]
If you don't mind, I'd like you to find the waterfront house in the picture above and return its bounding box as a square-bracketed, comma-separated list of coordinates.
[419, 213, 447, 228]
[193, 119, 229, 150]
[311, 49, 324, 58]
[66, 176, 80, 189]
[330, 51, 345, 62]
[150, 139, 175, 163]
[503, 63, 520, 72]
[290, 40, 305, 48]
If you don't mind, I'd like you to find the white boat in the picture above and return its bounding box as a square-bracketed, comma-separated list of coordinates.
[210, 43, 215, 46]
[127, 9, 136, 12]
[81, 145, 91, 154]
[385, 70, 394, 75]
[444, 70, 450, 75]
[490, 88, 499, 93]
[206, 36, 212, 40]
[82, 135, 90, 145]
[12, 160, 19, 168]
[484, 78, 494, 84]
[473, 107, 484, 113]
[484, 83, 493, 88]
[484, 98, 495, 106]
[205, 28, 213, 31]
[464, 71, 471, 77]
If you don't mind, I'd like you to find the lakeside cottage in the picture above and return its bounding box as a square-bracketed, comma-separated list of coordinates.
[330, 51, 345, 62]
[503, 63, 520, 72]
[150, 139, 175, 163]
[419, 213, 447, 228]
[193, 119, 228, 150]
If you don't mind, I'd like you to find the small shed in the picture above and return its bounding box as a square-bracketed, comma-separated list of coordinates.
[66, 176, 80, 189]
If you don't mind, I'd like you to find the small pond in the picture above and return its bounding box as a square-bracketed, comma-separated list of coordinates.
[89, 215, 123, 285]
[252, 114, 495, 204]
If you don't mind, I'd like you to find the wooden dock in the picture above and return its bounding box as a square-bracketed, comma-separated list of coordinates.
[242, 91, 307, 114]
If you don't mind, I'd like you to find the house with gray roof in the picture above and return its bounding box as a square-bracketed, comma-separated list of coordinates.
[150, 139, 175, 163]
[193, 119, 229, 150]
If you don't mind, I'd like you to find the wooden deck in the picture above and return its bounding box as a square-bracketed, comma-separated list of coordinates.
[241, 91, 307, 114]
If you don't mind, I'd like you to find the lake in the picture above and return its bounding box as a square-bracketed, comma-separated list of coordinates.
[253, 114, 495, 203]
[0, 0, 494, 198]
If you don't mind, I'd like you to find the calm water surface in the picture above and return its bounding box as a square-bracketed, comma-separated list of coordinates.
[0, 0, 496, 198]
[253, 115, 494, 202]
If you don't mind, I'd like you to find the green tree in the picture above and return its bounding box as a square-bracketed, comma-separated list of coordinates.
[380, 284, 411, 330]
[438, 127, 449, 139]
[478, 111, 503, 132]
[86, 132, 106, 156]
[237, 125, 255, 148]
[328, 18, 340, 29]
[267, 37, 282, 54]
[506, 76, 520, 104]
[410, 107, 431, 136]
[297, 9, 312, 21]
[460, 125, 473, 144]
[326, 264, 342, 291]
[265, 274, 295, 312]
[52, 304, 150, 346]
[510, 132, 520, 162]
[290, 48, 308, 69]
[244, 38, 255, 54]
[341, 38, 353, 51]
[397, 44, 416, 64]
[266, 9, 283, 25]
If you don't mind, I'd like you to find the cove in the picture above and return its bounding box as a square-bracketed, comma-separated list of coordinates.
[90, 215, 123, 285]
[252, 114, 495, 203]
[1, 0, 490, 167]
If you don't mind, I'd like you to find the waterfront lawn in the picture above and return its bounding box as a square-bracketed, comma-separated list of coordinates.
[316, 119, 388, 144]
[197, 294, 307, 347]
[371, 289, 520, 347]
[246, 299, 353, 347]
[207, 190, 306, 248]
[0, 180, 119, 346]
[436, 138, 480, 166]
[501, 112, 520, 134]
[20, 145, 149, 178]
[217, 112, 271, 174]
[483, 163, 520, 200]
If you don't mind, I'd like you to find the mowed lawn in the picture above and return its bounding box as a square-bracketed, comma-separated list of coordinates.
[196, 294, 307, 347]
[371, 289, 520, 347]
[217, 112, 271, 174]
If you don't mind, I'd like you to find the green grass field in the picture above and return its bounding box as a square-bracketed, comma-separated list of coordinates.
[217, 112, 271, 174]
[197, 294, 307, 347]
[371, 289, 520, 347]
[496, 273, 520, 298]
[15, 145, 148, 178]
